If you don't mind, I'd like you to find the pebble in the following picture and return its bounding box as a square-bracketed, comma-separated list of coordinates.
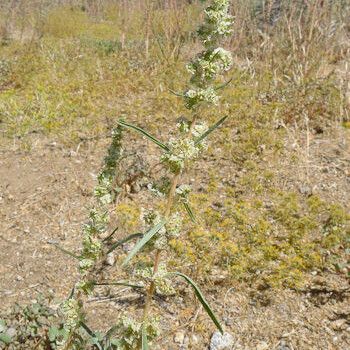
[256, 341, 269, 350]
[331, 318, 347, 331]
[181, 335, 189, 349]
[223, 316, 233, 326]
[298, 184, 312, 196]
[7, 327, 17, 338]
[277, 340, 291, 350]
[106, 253, 115, 266]
[122, 243, 134, 253]
[191, 334, 200, 345]
[210, 331, 234, 350]
[174, 331, 185, 344]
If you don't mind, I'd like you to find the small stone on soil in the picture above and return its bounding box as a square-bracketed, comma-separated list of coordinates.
[210, 331, 234, 350]
[174, 331, 185, 344]
[256, 341, 269, 350]
[106, 252, 115, 266]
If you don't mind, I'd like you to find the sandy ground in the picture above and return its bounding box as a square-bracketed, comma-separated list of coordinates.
[0, 129, 349, 349]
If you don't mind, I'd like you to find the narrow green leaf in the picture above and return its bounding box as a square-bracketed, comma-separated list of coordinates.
[122, 220, 166, 266]
[118, 120, 169, 151]
[102, 226, 119, 242]
[106, 233, 143, 254]
[169, 272, 224, 334]
[67, 286, 75, 300]
[183, 202, 196, 223]
[104, 325, 118, 342]
[93, 281, 143, 289]
[141, 324, 149, 350]
[169, 88, 185, 97]
[48, 241, 81, 260]
[214, 77, 233, 91]
[80, 321, 94, 337]
[194, 116, 228, 145]
[80, 322, 103, 350]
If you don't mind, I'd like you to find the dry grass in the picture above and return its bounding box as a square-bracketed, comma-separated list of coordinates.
[0, 1, 349, 348]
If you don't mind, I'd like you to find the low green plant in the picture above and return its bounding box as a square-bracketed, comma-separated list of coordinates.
[0, 295, 61, 349]
[54, 1, 234, 349]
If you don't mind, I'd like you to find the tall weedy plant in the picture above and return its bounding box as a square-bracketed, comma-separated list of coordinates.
[58, 1, 233, 349]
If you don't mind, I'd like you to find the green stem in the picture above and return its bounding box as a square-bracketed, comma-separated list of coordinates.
[142, 115, 198, 324]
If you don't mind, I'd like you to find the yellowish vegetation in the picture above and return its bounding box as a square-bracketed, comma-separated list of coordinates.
[0, 1, 349, 288]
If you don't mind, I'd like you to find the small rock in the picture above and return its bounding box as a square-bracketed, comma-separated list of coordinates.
[256, 341, 269, 350]
[331, 318, 347, 331]
[298, 184, 312, 196]
[191, 334, 200, 345]
[16, 275, 23, 281]
[106, 253, 115, 266]
[181, 335, 189, 349]
[131, 183, 141, 193]
[174, 331, 185, 344]
[7, 327, 16, 338]
[277, 340, 291, 350]
[210, 331, 234, 350]
[223, 316, 233, 326]
[122, 243, 134, 253]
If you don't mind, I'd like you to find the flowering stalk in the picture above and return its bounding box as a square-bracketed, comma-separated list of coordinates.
[59, 127, 123, 349]
[133, 0, 234, 343]
[57, 1, 233, 348]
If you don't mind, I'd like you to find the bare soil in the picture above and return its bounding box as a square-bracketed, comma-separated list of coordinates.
[0, 128, 349, 350]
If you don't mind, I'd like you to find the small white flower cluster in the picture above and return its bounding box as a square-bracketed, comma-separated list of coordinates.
[176, 119, 190, 133]
[161, 121, 209, 173]
[166, 211, 183, 237]
[83, 208, 109, 236]
[176, 184, 192, 203]
[191, 121, 208, 138]
[187, 47, 233, 85]
[176, 119, 208, 141]
[79, 209, 108, 275]
[76, 280, 95, 295]
[161, 137, 199, 173]
[76, 128, 123, 279]
[153, 263, 176, 296]
[141, 208, 166, 234]
[141, 208, 166, 249]
[147, 176, 170, 198]
[141, 209, 182, 249]
[94, 175, 113, 205]
[198, 0, 234, 48]
[79, 235, 102, 268]
[61, 298, 82, 332]
[183, 0, 233, 110]
[94, 127, 123, 205]
[184, 86, 219, 110]
[114, 315, 160, 349]
[134, 263, 175, 296]
[147, 183, 165, 197]
[78, 258, 95, 271]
